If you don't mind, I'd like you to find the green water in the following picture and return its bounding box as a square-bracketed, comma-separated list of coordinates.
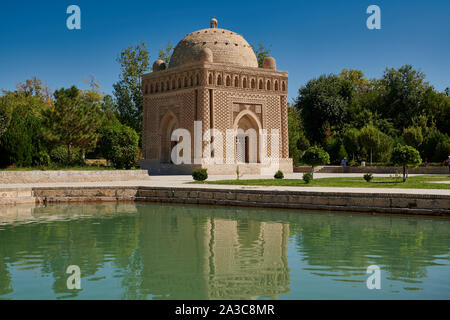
[0, 202, 449, 300]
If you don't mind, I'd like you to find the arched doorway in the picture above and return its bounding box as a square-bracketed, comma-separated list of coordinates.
[160, 112, 179, 164]
[234, 111, 261, 164]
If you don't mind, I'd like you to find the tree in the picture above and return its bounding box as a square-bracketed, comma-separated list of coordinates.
[295, 75, 351, 146]
[358, 125, 381, 165]
[423, 129, 448, 162]
[390, 145, 422, 182]
[113, 42, 150, 136]
[342, 128, 360, 161]
[0, 109, 9, 138]
[327, 136, 347, 164]
[402, 126, 423, 150]
[99, 123, 139, 169]
[43, 86, 102, 163]
[251, 43, 271, 68]
[288, 106, 302, 164]
[378, 65, 428, 130]
[158, 43, 173, 65]
[302, 146, 330, 179]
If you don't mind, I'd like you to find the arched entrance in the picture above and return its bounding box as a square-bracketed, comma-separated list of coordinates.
[160, 112, 179, 164]
[233, 110, 262, 164]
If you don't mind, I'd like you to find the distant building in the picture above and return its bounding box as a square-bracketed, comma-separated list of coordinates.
[141, 18, 292, 174]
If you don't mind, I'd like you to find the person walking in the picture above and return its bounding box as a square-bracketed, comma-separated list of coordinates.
[341, 157, 348, 173]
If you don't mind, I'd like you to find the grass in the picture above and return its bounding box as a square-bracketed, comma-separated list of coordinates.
[192, 175, 450, 190]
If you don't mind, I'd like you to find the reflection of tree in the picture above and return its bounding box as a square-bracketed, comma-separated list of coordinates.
[289, 213, 450, 283]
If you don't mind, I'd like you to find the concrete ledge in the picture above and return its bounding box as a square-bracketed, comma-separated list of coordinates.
[0, 170, 151, 184]
[0, 185, 447, 217]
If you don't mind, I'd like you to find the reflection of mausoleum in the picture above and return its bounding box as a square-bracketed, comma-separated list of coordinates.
[140, 210, 290, 299]
[140, 18, 292, 174]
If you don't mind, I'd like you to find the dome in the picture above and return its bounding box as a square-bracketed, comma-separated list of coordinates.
[169, 22, 258, 69]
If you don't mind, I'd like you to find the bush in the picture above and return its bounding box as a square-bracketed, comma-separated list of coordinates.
[99, 123, 139, 169]
[50, 145, 84, 166]
[274, 170, 284, 179]
[363, 173, 373, 182]
[192, 168, 208, 181]
[303, 173, 313, 184]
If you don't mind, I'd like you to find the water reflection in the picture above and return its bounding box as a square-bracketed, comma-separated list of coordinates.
[0, 203, 449, 299]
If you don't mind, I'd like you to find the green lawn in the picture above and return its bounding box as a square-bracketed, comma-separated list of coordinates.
[192, 175, 450, 189]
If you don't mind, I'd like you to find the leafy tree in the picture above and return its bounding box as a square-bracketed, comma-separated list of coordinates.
[295, 75, 351, 146]
[390, 145, 422, 182]
[158, 43, 173, 65]
[99, 123, 139, 169]
[358, 125, 381, 165]
[423, 129, 448, 162]
[402, 126, 423, 150]
[288, 106, 302, 164]
[251, 43, 271, 68]
[113, 42, 150, 136]
[338, 69, 370, 93]
[327, 136, 347, 164]
[342, 128, 360, 161]
[43, 86, 102, 163]
[378, 65, 427, 130]
[435, 138, 450, 162]
[0, 109, 9, 138]
[302, 146, 330, 179]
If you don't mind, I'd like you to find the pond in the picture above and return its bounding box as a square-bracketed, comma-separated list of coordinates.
[0, 202, 449, 299]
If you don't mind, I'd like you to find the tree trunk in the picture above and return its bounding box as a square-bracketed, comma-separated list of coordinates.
[68, 143, 72, 164]
[311, 166, 314, 179]
[370, 148, 373, 166]
[403, 165, 406, 182]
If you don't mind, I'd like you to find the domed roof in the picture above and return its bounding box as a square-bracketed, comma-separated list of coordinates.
[169, 21, 258, 69]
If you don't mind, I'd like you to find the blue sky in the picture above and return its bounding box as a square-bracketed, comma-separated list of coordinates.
[0, 0, 449, 102]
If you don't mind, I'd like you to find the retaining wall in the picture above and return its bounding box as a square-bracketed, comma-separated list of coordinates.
[1, 186, 447, 216]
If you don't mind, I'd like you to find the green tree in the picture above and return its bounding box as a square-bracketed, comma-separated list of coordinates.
[295, 74, 351, 146]
[158, 43, 173, 65]
[423, 129, 448, 162]
[99, 123, 139, 169]
[358, 125, 381, 165]
[113, 42, 150, 136]
[251, 43, 271, 68]
[0, 109, 9, 138]
[390, 145, 422, 182]
[302, 146, 330, 179]
[342, 128, 360, 161]
[402, 126, 423, 150]
[327, 136, 347, 164]
[43, 86, 102, 163]
[378, 65, 428, 130]
[288, 106, 302, 164]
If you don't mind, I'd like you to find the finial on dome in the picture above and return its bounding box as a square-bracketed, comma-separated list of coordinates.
[210, 17, 218, 28]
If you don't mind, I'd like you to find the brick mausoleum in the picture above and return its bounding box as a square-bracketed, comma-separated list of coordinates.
[140, 18, 292, 174]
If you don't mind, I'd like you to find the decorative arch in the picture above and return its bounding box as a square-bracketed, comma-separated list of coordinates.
[266, 80, 271, 90]
[217, 74, 222, 85]
[259, 79, 263, 90]
[208, 73, 213, 85]
[234, 76, 239, 87]
[242, 77, 247, 88]
[233, 110, 262, 164]
[251, 79, 256, 89]
[274, 80, 279, 91]
[159, 111, 179, 163]
[226, 75, 231, 86]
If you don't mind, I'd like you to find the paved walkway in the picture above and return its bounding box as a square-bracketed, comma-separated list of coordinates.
[1, 173, 449, 196]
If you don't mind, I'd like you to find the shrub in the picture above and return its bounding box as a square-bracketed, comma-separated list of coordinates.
[99, 123, 139, 169]
[274, 170, 284, 179]
[303, 173, 313, 184]
[192, 168, 208, 181]
[50, 145, 84, 166]
[363, 173, 373, 182]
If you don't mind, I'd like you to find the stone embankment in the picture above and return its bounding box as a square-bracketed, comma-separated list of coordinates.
[1, 186, 448, 216]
